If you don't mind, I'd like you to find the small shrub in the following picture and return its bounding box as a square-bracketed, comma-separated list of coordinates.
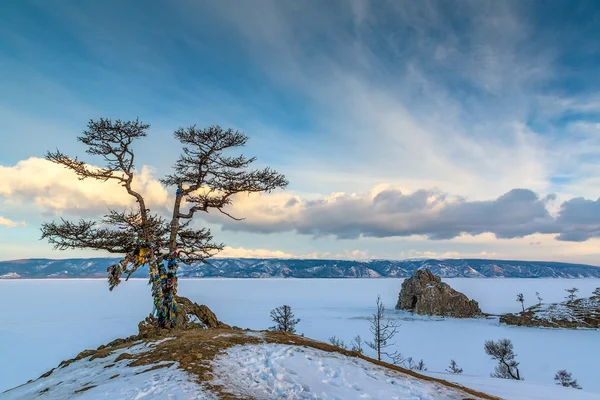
[484, 338, 522, 380]
[328, 335, 347, 349]
[350, 335, 364, 354]
[446, 359, 463, 374]
[565, 288, 579, 302]
[554, 369, 581, 389]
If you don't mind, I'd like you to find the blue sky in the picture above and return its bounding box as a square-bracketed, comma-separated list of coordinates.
[2, 0, 600, 264]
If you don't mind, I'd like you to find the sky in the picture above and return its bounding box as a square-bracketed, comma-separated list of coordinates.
[1, 0, 600, 264]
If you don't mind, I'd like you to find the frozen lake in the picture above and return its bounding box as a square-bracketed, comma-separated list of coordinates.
[1, 278, 599, 394]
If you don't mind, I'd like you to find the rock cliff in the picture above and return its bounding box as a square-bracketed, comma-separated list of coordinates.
[396, 269, 482, 318]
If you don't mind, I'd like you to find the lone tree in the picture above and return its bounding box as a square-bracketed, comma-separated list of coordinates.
[535, 291, 543, 306]
[565, 287, 579, 302]
[484, 338, 523, 380]
[366, 295, 399, 361]
[516, 293, 525, 312]
[269, 305, 300, 333]
[41, 119, 287, 328]
[446, 359, 463, 374]
[554, 370, 582, 389]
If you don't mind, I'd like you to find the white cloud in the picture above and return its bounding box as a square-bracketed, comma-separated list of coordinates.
[215, 246, 371, 260]
[216, 246, 295, 259]
[0, 216, 24, 228]
[398, 249, 499, 260]
[0, 157, 169, 216]
[2, 156, 595, 244]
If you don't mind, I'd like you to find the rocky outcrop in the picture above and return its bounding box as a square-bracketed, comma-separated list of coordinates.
[138, 296, 231, 338]
[500, 296, 600, 329]
[174, 295, 231, 329]
[396, 269, 482, 318]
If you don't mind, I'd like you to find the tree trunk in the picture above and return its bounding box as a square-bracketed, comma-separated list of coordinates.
[153, 186, 184, 329]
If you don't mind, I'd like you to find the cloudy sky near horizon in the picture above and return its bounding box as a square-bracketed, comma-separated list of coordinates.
[2, 0, 600, 264]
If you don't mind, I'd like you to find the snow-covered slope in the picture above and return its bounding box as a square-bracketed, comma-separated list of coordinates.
[534, 296, 600, 325]
[1, 330, 491, 400]
[212, 343, 481, 400]
[1, 339, 213, 399]
[2, 257, 600, 278]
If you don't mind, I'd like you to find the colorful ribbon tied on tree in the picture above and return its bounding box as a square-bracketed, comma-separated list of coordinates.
[149, 251, 179, 328]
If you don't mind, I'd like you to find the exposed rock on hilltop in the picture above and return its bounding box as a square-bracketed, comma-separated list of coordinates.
[138, 295, 232, 338]
[396, 269, 483, 318]
[500, 295, 600, 329]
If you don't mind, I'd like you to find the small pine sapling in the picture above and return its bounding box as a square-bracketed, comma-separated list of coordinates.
[366, 295, 399, 361]
[484, 338, 522, 380]
[554, 370, 582, 389]
[328, 335, 347, 349]
[446, 359, 463, 374]
[414, 359, 427, 371]
[405, 357, 427, 371]
[350, 335, 364, 354]
[565, 288, 579, 302]
[516, 293, 525, 312]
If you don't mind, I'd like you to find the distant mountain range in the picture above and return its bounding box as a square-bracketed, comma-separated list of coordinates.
[1, 258, 600, 279]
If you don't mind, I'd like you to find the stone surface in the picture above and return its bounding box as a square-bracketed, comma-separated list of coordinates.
[396, 269, 482, 318]
[138, 296, 231, 337]
[174, 295, 231, 329]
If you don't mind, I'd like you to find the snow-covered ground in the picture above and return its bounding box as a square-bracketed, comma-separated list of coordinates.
[1, 278, 599, 396]
[211, 343, 478, 399]
[1, 339, 213, 399]
[532, 296, 600, 324]
[426, 372, 599, 400]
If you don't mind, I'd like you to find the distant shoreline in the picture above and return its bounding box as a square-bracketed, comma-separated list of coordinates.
[2, 276, 600, 281]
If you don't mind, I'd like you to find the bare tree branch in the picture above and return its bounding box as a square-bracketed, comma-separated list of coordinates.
[163, 125, 288, 257]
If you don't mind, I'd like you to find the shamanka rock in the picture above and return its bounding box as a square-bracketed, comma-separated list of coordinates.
[396, 268, 482, 318]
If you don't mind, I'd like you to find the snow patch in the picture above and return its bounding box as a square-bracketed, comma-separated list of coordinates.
[532, 297, 600, 325]
[186, 313, 203, 325]
[211, 344, 476, 399]
[242, 331, 266, 339]
[1, 340, 213, 399]
[213, 331, 265, 340]
[214, 333, 237, 339]
[426, 372, 599, 400]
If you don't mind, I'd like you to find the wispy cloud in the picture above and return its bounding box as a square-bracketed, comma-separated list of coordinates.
[0, 157, 168, 216]
[0, 216, 25, 228]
